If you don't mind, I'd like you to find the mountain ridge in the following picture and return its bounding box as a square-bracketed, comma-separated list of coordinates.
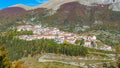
[11, 4, 33, 10]
[9, 0, 120, 11]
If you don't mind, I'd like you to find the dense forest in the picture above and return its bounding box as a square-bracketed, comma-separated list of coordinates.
[1, 45, 120, 68]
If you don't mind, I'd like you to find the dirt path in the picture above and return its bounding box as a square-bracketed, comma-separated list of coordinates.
[38, 54, 115, 68]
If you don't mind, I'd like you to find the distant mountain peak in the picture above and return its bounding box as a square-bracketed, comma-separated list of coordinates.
[10, 4, 33, 10]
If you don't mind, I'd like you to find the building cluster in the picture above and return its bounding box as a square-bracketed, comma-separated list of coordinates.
[99, 45, 112, 51]
[17, 25, 112, 51]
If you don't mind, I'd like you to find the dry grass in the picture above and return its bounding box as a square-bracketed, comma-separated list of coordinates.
[18, 54, 81, 68]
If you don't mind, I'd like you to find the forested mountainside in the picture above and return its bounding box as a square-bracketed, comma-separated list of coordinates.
[0, 1, 120, 45]
[0, 1, 120, 31]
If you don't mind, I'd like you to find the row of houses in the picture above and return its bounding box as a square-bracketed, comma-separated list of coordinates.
[17, 25, 112, 51]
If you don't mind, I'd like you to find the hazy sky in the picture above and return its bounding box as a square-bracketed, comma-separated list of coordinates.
[0, 0, 49, 10]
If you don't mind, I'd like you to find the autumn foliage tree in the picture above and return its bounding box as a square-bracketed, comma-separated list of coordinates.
[0, 46, 12, 68]
[116, 44, 120, 53]
[117, 57, 120, 68]
[12, 61, 26, 68]
[115, 44, 120, 68]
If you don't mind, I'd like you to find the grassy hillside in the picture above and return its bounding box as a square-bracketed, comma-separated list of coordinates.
[19, 55, 81, 68]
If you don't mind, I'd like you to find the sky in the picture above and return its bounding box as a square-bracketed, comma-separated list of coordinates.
[0, 0, 49, 10]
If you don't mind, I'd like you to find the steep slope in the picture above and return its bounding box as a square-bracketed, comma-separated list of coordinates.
[42, 2, 90, 25]
[0, 7, 28, 31]
[0, 7, 28, 23]
[41, 2, 109, 25]
[0, 7, 27, 17]
[0, 7, 46, 31]
[37, 1, 120, 32]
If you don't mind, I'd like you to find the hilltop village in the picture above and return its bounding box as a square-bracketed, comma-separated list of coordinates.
[17, 25, 112, 51]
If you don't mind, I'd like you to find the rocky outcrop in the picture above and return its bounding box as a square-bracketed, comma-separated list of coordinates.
[109, 2, 120, 11]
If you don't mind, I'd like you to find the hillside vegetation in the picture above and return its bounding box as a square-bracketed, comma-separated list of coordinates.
[0, 2, 120, 47]
[0, 2, 120, 32]
[0, 29, 117, 61]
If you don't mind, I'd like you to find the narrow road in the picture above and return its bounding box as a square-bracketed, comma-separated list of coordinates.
[38, 54, 115, 68]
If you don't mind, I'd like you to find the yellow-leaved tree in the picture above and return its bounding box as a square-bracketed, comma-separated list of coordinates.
[0, 45, 12, 68]
[116, 44, 120, 52]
